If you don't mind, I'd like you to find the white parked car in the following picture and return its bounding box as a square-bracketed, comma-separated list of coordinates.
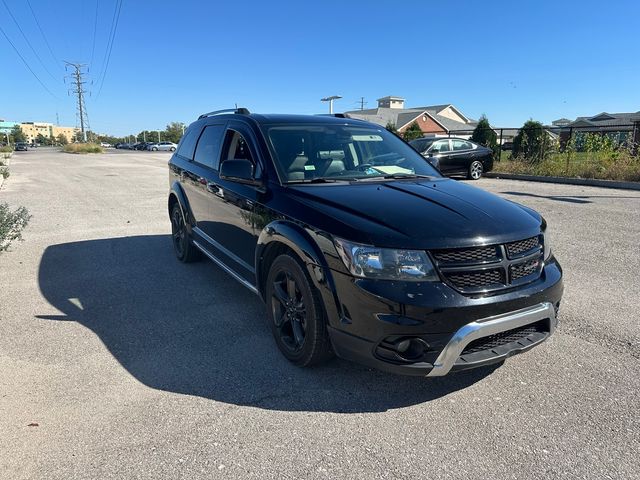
[150, 141, 177, 152]
[100, 142, 111, 148]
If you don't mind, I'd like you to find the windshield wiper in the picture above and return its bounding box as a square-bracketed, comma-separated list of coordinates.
[382, 173, 434, 180]
[287, 177, 346, 184]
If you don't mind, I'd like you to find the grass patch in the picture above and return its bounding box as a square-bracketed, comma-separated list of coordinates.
[63, 143, 104, 154]
[494, 151, 640, 182]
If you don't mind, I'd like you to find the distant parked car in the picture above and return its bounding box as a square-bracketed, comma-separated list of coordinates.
[135, 142, 154, 151]
[409, 137, 493, 180]
[501, 141, 514, 151]
[100, 142, 111, 148]
[150, 141, 177, 152]
[15, 142, 28, 151]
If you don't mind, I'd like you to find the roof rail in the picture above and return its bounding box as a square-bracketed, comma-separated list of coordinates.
[198, 107, 250, 119]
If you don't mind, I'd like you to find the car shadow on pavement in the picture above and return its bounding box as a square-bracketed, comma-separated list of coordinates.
[37, 235, 498, 413]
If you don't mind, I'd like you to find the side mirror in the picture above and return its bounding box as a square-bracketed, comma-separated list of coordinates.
[220, 158, 262, 186]
[428, 148, 439, 157]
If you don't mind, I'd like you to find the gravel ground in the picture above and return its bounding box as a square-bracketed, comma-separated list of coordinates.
[1, 149, 638, 479]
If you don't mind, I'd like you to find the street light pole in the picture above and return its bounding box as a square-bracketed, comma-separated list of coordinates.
[321, 95, 342, 114]
[157, 130, 161, 142]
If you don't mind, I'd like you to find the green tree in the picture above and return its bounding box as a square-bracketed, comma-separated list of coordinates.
[35, 133, 48, 146]
[512, 120, 549, 162]
[471, 115, 498, 157]
[56, 133, 69, 145]
[403, 121, 423, 141]
[385, 121, 398, 134]
[10, 125, 26, 143]
[163, 122, 186, 143]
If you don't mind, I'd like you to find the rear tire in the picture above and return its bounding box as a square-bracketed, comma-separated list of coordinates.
[265, 254, 333, 367]
[170, 147, 176, 152]
[468, 160, 483, 180]
[170, 203, 200, 262]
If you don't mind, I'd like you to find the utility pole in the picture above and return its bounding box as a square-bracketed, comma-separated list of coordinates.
[64, 61, 90, 142]
[359, 97, 367, 110]
[157, 130, 161, 142]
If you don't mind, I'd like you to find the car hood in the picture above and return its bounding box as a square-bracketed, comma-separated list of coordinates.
[285, 178, 541, 249]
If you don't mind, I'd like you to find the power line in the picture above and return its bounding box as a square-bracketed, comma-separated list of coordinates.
[1, 0, 59, 82]
[90, 0, 99, 68]
[0, 23, 58, 99]
[25, 0, 60, 69]
[96, 0, 124, 98]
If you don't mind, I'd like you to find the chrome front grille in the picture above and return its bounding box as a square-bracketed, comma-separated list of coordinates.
[431, 235, 544, 294]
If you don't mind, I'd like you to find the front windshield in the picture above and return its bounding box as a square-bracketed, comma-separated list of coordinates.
[267, 124, 441, 183]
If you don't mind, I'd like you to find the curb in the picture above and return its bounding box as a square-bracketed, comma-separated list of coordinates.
[485, 172, 640, 191]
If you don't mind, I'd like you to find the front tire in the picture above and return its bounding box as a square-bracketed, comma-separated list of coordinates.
[152, 147, 158, 151]
[170, 203, 200, 262]
[468, 160, 483, 180]
[265, 254, 333, 367]
[170, 147, 176, 152]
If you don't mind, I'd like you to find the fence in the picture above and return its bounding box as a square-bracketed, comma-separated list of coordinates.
[437, 122, 640, 163]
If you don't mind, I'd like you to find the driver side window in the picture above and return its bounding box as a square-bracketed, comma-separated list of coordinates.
[220, 130, 262, 178]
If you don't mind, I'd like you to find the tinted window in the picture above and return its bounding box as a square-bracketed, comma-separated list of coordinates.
[193, 125, 225, 169]
[433, 139, 450, 152]
[175, 126, 200, 159]
[452, 139, 473, 151]
[410, 138, 430, 152]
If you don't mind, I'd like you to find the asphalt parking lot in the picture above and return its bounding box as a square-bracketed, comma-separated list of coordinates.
[1, 148, 639, 479]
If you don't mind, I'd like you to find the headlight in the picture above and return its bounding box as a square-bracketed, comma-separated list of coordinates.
[543, 228, 552, 260]
[334, 238, 439, 281]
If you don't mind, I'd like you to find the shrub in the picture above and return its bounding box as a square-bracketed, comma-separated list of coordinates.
[63, 143, 104, 154]
[403, 121, 423, 141]
[512, 120, 551, 163]
[0, 167, 9, 179]
[0, 203, 31, 252]
[471, 115, 498, 156]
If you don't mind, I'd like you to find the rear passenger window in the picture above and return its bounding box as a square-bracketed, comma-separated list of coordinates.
[452, 140, 472, 151]
[193, 125, 225, 169]
[175, 127, 200, 160]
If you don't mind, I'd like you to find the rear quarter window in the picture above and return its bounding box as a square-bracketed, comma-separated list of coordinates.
[175, 126, 201, 160]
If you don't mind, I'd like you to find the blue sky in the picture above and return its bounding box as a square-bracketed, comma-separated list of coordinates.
[1, 0, 639, 136]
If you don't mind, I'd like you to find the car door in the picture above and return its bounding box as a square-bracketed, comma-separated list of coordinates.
[449, 139, 475, 174]
[170, 125, 207, 226]
[429, 139, 452, 173]
[182, 122, 227, 247]
[198, 122, 265, 285]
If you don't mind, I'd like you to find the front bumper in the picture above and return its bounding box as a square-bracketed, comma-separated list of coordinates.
[324, 259, 563, 376]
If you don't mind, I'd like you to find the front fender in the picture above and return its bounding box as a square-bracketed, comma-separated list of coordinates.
[256, 220, 343, 326]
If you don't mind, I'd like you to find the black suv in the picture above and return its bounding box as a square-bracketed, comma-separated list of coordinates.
[168, 109, 563, 376]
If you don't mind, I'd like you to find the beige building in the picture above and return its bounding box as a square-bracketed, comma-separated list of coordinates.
[20, 122, 79, 143]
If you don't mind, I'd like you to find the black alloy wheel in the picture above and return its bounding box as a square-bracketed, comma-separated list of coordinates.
[170, 203, 200, 262]
[265, 254, 333, 366]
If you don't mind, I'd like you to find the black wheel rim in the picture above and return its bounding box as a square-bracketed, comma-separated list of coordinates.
[171, 208, 186, 257]
[271, 270, 306, 353]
